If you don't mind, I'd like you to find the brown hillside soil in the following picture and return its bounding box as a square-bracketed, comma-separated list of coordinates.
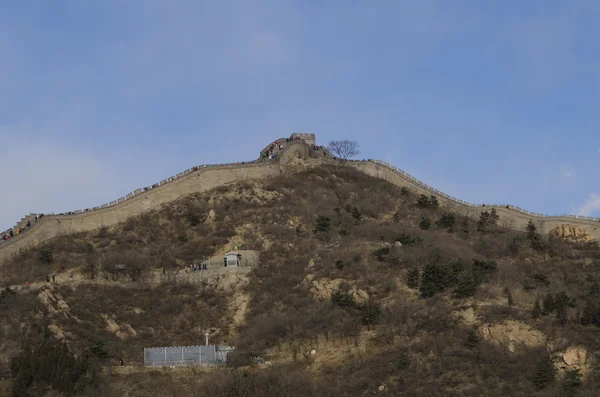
[3, 165, 600, 396]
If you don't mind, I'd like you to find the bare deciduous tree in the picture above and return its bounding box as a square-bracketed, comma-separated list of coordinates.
[327, 140, 360, 165]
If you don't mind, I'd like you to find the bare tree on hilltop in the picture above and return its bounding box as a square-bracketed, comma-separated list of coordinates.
[327, 140, 360, 165]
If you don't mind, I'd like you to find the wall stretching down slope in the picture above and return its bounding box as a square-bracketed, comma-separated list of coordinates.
[0, 139, 314, 265]
[347, 160, 600, 241]
[2, 133, 599, 266]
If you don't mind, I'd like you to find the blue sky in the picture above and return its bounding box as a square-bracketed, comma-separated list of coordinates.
[2, 0, 600, 231]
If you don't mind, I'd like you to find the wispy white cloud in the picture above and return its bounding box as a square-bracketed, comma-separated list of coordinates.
[541, 164, 577, 192]
[578, 193, 600, 216]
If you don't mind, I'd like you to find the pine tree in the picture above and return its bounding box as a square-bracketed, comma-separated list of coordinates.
[563, 369, 583, 393]
[417, 194, 430, 208]
[542, 292, 556, 315]
[407, 268, 420, 289]
[419, 217, 431, 230]
[420, 262, 448, 297]
[526, 219, 537, 240]
[315, 215, 331, 233]
[490, 208, 499, 225]
[454, 272, 477, 298]
[533, 356, 556, 389]
[532, 298, 542, 319]
[437, 212, 456, 231]
[477, 211, 491, 231]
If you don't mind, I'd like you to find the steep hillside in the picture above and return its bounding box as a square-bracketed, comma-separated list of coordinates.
[2, 164, 600, 396]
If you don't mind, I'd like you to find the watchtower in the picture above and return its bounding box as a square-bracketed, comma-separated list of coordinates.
[290, 133, 316, 146]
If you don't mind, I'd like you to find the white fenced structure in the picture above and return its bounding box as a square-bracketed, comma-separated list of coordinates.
[143, 345, 235, 366]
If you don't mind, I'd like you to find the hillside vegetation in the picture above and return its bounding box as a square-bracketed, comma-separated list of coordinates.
[2, 164, 600, 396]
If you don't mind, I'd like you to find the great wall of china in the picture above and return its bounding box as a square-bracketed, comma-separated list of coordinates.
[2, 132, 599, 265]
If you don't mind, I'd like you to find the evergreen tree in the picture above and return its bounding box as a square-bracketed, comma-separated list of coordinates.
[437, 212, 456, 231]
[406, 267, 420, 289]
[429, 195, 439, 208]
[526, 219, 537, 240]
[472, 259, 498, 285]
[315, 215, 331, 233]
[38, 247, 54, 264]
[454, 272, 477, 298]
[420, 262, 449, 297]
[542, 292, 556, 315]
[533, 356, 556, 389]
[563, 369, 583, 393]
[490, 208, 499, 225]
[477, 211, 491, 231]
[532, 298, 542, 319]
[417, 194, 430, 208]
[419, 216, 431, 230]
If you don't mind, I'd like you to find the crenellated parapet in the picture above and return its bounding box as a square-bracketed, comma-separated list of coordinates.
[2, 132, 600, 265]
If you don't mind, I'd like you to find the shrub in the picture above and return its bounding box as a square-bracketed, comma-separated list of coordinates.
[532, 298, 542, 319]
[416, 194, 439, 208]
[419, 217, 431, 230]
[11, 338, 97, 396]
[454, 272, 477, 298]
[542, 292, 556, 315]
[351, 207, 363, 223]
[360, 301, 382, 326]
[372, 246, 391, 262]
[472, 259, 498, 285]
[331, 290, 356, 309]
[437, 212, 456, 230]
[38, 247, 53, 264]
[407, 268, 420, 289]
[315, 215, 331, 233]
[394, 233, 423, 247]
[563, 368, 583, 392]
[417, 194, 430, 208]
[420, 262, 449, 297]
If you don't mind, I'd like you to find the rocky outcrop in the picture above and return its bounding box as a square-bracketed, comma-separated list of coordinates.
[550, 224, 591, 242]
[101, 313, 137, 340]
[477, 320, 545, 352]
[304, 275, 369, 304]
[553, 346, 590, 377]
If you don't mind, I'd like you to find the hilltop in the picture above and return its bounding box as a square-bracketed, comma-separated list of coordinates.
[2, 162, 600, 396]
[3, 133, 600, 267]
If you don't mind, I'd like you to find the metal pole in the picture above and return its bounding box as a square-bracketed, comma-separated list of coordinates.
[205, 332, 209, 346]
[164, 348, 166, 365]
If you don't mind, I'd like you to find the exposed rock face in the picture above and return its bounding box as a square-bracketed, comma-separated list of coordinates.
[477, 320, 545, 352]
[554, 346, 590, 376]
[305, 275, 369, 304]
[48, 324, 66, 340]
[37, 288, 70, 318]
[550, 224, 590, 242]
[205, 209, 216, 224]
[452, 307, 477, 325]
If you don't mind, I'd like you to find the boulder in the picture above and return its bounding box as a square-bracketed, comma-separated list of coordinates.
[478, 320, 545, 352]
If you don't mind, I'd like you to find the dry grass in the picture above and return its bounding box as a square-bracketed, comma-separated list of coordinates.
[2, 164, 600, 396]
